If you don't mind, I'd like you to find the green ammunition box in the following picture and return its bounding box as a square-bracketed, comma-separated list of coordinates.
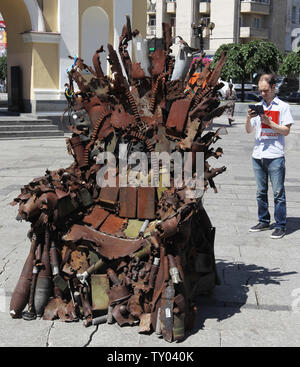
[57, 195, 78, 218]
[124, 219, 144, 238]
[78, 188, 94, 208]
[53, 274, 68, 294]
[173, 313, 185, 341]
[91, 274, 109, 311]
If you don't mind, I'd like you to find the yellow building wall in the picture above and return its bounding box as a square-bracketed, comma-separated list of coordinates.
[32, 43, 59, 90]
[0, 0, 147, 108]
[43, 0, 58, 33]
[132, 0, 147, 37]
[0, 0, 33, 101]
[79, 0, 114, 57]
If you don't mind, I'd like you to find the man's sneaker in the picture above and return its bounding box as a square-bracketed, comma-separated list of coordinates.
[270, 228, 286, 239]
[249, 222, 270, 232]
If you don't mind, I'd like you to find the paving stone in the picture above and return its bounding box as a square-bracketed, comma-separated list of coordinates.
[197, 307, 300, 335]
[88, 323, 141, 347]
[0, 312, 53, 347]
[48, 321, 98, 347]
[220, 328, 300, 347]
[1, 113, 299, 346]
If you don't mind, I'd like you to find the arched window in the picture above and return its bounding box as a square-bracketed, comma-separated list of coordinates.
[81, 7, 109, 74]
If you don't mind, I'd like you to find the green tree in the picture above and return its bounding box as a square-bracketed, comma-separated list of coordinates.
[278, 49, 300, 77]
[0, 54, 7, 82]
[212, 40, 283, 101]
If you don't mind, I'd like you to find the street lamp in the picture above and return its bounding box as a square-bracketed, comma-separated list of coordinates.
[192, 18, 215, 54]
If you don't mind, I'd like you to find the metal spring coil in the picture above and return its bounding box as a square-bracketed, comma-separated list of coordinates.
[150, 58, 173, 114]
[191, 85, 211, 111]
[130, 131, 159, 185]
[125, 89, 148, 133]
[84, 110, 112, 166]
[149, 76, 163, 114]
[166, 57, 174, 76]
[125, 89, 141, 122]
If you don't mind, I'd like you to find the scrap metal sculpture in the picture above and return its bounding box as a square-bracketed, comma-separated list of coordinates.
[9, 18, 229, 342]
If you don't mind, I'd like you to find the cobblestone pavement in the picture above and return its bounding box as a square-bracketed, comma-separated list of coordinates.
[0, 115, 299, 347]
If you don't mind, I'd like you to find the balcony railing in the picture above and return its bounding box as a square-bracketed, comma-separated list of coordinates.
[147, 25, 156, 37]
[240, 26, 269, 39]
[166, 1, 176, 13]
[240, 1, 270, 15]
[199, 1, 211, 14]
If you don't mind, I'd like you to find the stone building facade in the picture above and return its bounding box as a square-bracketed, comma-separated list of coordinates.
[0, 0, 146, 113]
[147, 0, 299, 55]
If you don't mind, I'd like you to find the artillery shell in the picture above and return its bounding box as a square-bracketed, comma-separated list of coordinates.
[10, 235, 37, 318]
[33, 277, 52, 317]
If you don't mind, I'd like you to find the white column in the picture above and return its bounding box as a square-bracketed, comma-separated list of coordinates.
[156, 0, 167, 38]
[113, 0, 132, 76]
[114, 0, 132, 55]
[176, 0, 194, 46]
[58, 0, 79, 96]
[210, 0, 239, 52]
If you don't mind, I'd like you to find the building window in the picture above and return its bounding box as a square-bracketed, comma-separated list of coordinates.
[241, 0, 270, 3]
[149, 15, 156, 27]
[253, 17, 261, 28]
[170, 15, 176, 28]
[292, 6, 297, 24]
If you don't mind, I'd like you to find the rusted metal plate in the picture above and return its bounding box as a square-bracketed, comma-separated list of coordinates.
[150, 49, 166, 76]
[63, 224, 146, 260]
[99, 214, 125, 235]
[83, 206, 110, 229]
[70, 250, 89, 273]
[139, 313, 152, 333]
[119, 187, 137, 218]
[132, 62, 146, 79]
[166, 99, 191, 137]
[137, 187, 156, 220]
[99, 186, 119, 210]
[111, 105, 135, 130]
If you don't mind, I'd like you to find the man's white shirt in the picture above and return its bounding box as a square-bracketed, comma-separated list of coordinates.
[250, 96, 294, 159]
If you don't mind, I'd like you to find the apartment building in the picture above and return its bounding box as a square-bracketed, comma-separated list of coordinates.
[287, 0, 300, 50]
[147, 0, 298, 55]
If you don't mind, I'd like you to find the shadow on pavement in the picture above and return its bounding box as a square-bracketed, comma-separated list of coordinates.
[286, 217, 300, 235]
[178, 260, 298, 342]
[211, 122, 240, 129]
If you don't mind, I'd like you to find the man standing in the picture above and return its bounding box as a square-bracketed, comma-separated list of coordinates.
[245, 74, 294, 239]
[225, 83, 237, 125]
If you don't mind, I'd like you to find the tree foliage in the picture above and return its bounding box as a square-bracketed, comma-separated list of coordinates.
[0, 54, 7, 81]
[212, 40, 283, 83]
[278, 50, 300, 77]
[211, 43, 244, 82]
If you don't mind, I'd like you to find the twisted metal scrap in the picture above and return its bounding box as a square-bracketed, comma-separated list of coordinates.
[9, 18, 230, 342]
